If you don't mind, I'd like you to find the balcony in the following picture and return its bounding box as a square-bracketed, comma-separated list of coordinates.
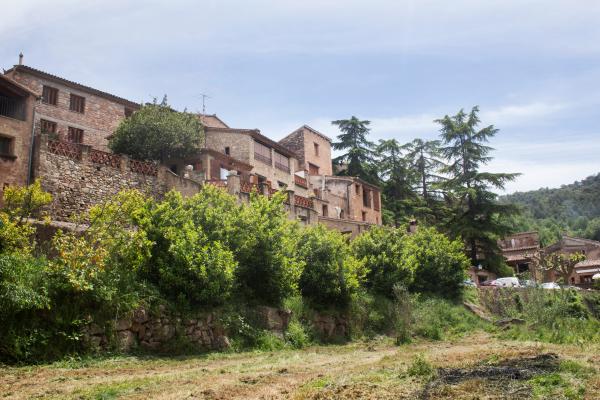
[274, 161, 290, 173]
[254, 152, 272, 165]
[0, 95, 26, 121]
[294, 175, 308, 188]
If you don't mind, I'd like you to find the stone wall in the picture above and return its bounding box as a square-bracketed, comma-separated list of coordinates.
[34, 135, 202, 220]
[83, 305, 348, 353]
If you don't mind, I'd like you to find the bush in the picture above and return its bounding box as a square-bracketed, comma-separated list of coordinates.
[232, 192, 302, 306]
[297, 225, 365, 309]
[141, 190, 236, 306]
[404, 227, 470, 299]
[285, 320, 310, 349]
[352, 226, 411, 297]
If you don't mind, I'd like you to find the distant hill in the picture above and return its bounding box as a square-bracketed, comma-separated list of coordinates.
[501, 173, 600, 245]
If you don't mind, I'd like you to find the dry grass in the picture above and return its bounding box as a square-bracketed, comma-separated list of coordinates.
[1, 333, 598, 399]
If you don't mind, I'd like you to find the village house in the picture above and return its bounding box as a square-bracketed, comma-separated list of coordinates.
[4, 60, 140, 152]
[542, 236, 600, 287]
[1, 59, 381, 231]
[0, 73, 39, 196]
[499, 231, 541, 274]
[279, 125, 382, 235]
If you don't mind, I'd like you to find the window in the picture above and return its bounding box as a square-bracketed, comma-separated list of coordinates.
[322, 204, 328, 217]
[0, 136, 13, 156]
[40, 119, 57, 134]
[42, 86, 58, 105]
[278, 181, 287, 189]
[340, 209, 345, 219]
[224, 146, 230, 156]
[274, 151, 290, 172]
[363, 188, 371, 208]
[314, 142, 319, 156]
[362, 211, 367, 222]
[254, 141, 272, 164]
[67, 127, 84, 143]
[355, 184, 360, 195]
[69, 94, 85, 113]
[308, 163, 319, 175]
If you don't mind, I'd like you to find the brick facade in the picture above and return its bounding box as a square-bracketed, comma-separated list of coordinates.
[5, 65, 138, 152]
[279, 125, 333, 175]
[0, 75, 38, 199]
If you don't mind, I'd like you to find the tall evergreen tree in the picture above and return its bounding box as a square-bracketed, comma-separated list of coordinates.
[436, 106, 520, 269]
[403, 139, 445, 201]
[331, 116, 376, 183]
[376, 139, 417, 226]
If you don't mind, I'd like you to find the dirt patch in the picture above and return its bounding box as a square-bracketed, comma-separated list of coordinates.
[420, 353, 560, 399]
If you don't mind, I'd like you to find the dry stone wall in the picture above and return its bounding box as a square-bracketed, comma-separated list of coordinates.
[34, 135, 202, 220]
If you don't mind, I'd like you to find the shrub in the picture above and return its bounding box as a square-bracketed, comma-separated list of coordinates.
[407, 354, 435, 378]
[141, 190, 236, 307]
[352, 226, 412, 297]
[233, 192, 302, 306]
[285, 320, 310, 349]
[297, 225, 365, 309]
[403, 227, 470, 299]
[2, 179, 52, 222]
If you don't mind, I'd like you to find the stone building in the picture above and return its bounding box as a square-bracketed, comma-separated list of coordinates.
[4, 63, 139, 152]
[279, 125, 382, 235]
[0, 74, 39, 198]
[499, 231, 541, 274]
[543, 236, 600, 287]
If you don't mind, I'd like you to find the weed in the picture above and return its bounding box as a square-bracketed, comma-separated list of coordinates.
[407, 354, 435, 379]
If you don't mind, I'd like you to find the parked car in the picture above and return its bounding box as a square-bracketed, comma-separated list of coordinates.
[540, 282, 561, 290]
[562, 285, 582, 291]
[463, 279, 477, 287]
[480, 279, 497, 286]
[493, 277, 521, 287]
[520, 279, 538, 288]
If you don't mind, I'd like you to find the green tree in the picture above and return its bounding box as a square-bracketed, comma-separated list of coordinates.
[437, 106, 520, 269]
[109, 97, 204, 162]
[402, 139, 445, 202]
[375, 139, 418, 226]
[331, 116, 376, 182]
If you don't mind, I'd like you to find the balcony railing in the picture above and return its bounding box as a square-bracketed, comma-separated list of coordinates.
[254, 152, 272, 165]
[294, 194, 314, 209]
[294, 175, 308, 188]
[205, 179, 227, 189]
[47, 139, 82, 160]
[274, 161, 290, 173]
[0, 95, 26, 121]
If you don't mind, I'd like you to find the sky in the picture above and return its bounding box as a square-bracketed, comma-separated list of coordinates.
[2, 0, 600, 193]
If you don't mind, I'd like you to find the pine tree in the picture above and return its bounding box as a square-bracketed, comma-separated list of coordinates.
[376, 139, 418, 226]
[437, 106, 520, 269]
[331, 116, 376, 183]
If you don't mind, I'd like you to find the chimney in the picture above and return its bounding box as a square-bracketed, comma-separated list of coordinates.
[18, 52, 23, 65]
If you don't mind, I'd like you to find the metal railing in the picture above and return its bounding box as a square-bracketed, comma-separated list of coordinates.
[0, 95, 26, 121]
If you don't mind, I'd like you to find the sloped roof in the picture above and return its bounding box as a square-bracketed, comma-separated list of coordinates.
[279, 124, 332, 144]
[205, 126, 298, 159]
[5, 65, 140, 108]
[0, 74, 40, 98]
[198, 114, 229, 128]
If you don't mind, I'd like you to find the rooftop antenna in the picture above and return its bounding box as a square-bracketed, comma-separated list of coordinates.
[198, 93, 211, 114]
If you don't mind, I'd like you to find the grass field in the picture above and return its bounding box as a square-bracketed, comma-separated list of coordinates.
[1, 333, 598, 399]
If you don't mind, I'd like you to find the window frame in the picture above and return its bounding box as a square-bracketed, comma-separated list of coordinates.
[42, 86, 58, 106]
[0, 135, 14, 157]
[314, 142, 319, 156]
[67, 126, 84, 144]
[69, 93, 86, 114]
[40, 119, 57, 135]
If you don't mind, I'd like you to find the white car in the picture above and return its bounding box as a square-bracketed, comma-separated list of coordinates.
[493, 277, 521, 287]
[540, 282, 561, 290]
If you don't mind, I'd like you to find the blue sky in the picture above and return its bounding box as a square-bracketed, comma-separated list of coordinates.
[3, 0, 600, 193]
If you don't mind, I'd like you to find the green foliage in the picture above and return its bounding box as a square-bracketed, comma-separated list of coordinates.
[297, 225, 365, 309]
[232, 192, 302, 306]
[404, 227, 470, 299]
[109, 98, 204, 162]
[352, 226, 411, 297]
[331, 116, 377, 183]
[0, 212, 35, 254]
[0, 254, 49, 319]
[502, 173, 600, 244]
[285, 320, 310, 349]
[3, 179, 52, 221]
[407, 354, 435, 378]
[140, 190, 236, 307]
[437, 106, 520, 270]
